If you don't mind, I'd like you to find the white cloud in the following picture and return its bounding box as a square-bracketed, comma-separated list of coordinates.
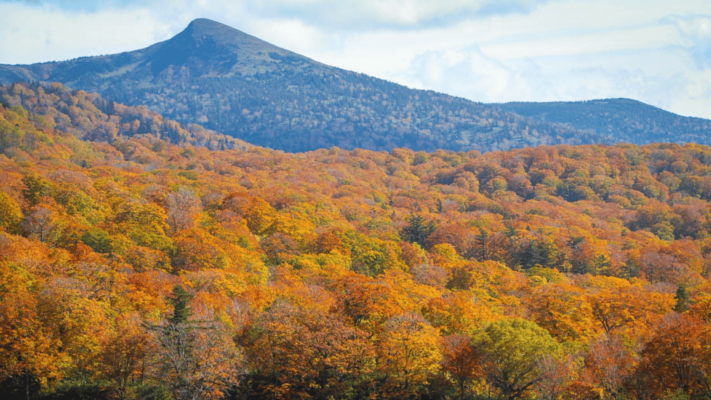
[394, 46, 536, 101]
[666, 14, 711, 69]
[0, 2, 171, 64]
[238, 0, 553, 29]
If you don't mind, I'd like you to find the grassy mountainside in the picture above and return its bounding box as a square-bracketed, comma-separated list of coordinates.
[497, 98, 711, 145]
[3, 85, 711, 399]
[0, 19, 605, 153]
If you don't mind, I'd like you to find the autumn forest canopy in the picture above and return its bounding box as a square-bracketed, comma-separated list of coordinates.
[4, 81, 711, 400]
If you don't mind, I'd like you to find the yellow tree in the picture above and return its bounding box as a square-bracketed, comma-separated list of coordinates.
[527, 283, 598, 343]
[0, 262, 64, 393]
[376, 313, 442, 398]
[584, 276, 674, 338]
[422, 292, 500, 336]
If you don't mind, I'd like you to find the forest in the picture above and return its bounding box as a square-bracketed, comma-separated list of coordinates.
[497, 99, 711, 146]
[2, 82, 711, 399]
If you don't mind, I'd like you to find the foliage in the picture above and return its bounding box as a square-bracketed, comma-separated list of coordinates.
[473, 319, 564, 400]
[1, 85, 711, 399]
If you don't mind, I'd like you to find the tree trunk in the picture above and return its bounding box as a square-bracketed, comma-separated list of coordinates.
[25, 370, 30, 400]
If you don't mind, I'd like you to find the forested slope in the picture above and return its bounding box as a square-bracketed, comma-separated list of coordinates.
[3, 84, 711, 399]
[0, 82, 250, 151]
[498, 98, 711, 145]
[0, 19, 607, 153]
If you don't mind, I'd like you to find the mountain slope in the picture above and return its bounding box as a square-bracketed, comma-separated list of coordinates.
[496, 99, 711, 145]
[1, 18, 710, 152]
[0, 19, 598, 153]
[0, 81, 251, 151]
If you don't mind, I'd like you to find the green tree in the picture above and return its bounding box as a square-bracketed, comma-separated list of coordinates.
[674, 285, 690, 313]
[473, 319, 564, 400]
[168, 285, 194, 325]
[401, 214, 435, 246]
[21, 174, 50, 208]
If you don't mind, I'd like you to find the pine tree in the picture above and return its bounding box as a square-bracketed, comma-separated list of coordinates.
[401, 214, 435, 246]
[168, 285, 194, 325]
[674, 285, 690, 313]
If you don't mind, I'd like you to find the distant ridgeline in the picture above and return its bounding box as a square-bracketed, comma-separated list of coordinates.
[2, 18, 711, 152]
[496, 99, 711, 147]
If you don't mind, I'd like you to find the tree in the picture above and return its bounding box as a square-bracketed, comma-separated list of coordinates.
[423, 292, 499, 336]
[586, 277, 674, 338]
[440, 334, 483, 400]
[473, 318, 564, 400]
[243, 197, 276, 236]
[0, 262, 63, 398]
[0, 192, 22, 234]
[152, 285, 241, 400]
[527, 283, 597, 343]
[636, 313, 711, 398]
[96, 314, 156, 399]
[166, 187, 201, 235]
[260, 232, 299, 265]
[535, 355, 577, 400]
[20, 207, 55, 243]
[376, 313, 442, 398]
[674, 285, 690, 313]
[171, 230, 230, 272]
[168, 285, 194, 325]
[583, 334, 635, 399]
[400, 214, 435, 246]
[245, 299, 373, 399]
[21, 174, 50, 208]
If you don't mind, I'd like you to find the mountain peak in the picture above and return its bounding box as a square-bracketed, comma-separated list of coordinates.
[140, 18, 303, 76]
[182, 18, 248, 44]
[171, 18, 283, 52]
[188, 18, 226, 27]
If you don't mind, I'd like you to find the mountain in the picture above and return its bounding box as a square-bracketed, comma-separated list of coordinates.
[496, 99, 711, 145]
[1, 18, 710, 152]
[0, 18, 597, 152]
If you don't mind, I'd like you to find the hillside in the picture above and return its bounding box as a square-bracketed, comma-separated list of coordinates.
[497, 98, 711, 145]
[3, 89, 711, 399]
[0, 82, 250, 151]
[1, 18, 612, 153]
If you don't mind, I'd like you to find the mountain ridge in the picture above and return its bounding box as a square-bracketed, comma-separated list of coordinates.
[496, 98, 711, 146]
[1, 18, 710, 152]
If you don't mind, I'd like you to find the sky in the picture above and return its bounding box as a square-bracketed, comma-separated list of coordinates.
[1, 0, 710, 119]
